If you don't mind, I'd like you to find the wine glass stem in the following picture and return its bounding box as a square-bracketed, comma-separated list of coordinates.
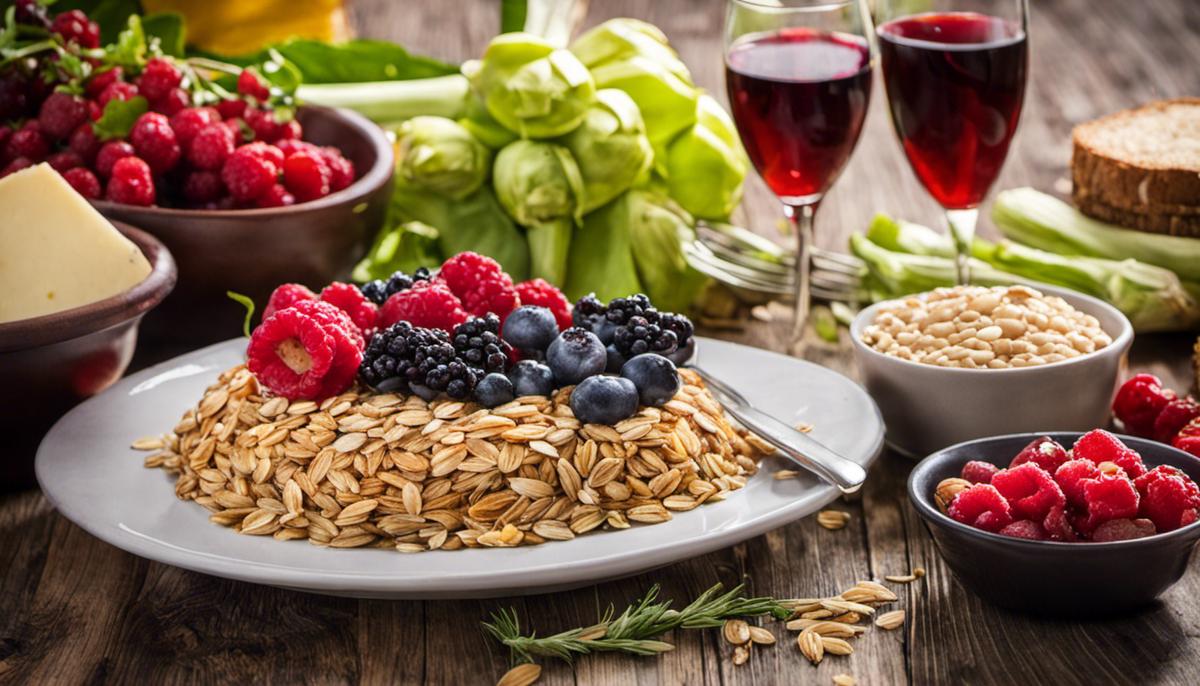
[784, 201, 817, 351]
[945, 207, 979, 285]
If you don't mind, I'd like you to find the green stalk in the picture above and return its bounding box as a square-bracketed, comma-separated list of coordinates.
[526, 219, 574, 284]
[296, 74, 470, 121]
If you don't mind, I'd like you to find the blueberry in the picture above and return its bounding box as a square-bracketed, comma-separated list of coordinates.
[570, 375, 639, 424]
[474, 372, 515, 407]
[620, 354, 681, 407]
[507, 360, 556, 397]
[409, 383, 439, 402]
[605, 343, 626, 374]
[502, 305, 559, 353]
[546, 327, 607, 386]
[666, 337, 696, 365]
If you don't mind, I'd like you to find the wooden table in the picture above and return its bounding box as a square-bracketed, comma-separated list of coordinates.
[3, 1, 1199, 684]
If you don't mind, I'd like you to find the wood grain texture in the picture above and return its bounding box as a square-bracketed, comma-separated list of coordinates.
[3, 1, 1199, 685]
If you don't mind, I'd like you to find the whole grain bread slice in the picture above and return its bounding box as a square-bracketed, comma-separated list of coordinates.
[1072, 98, 1200, 223]
[1073, 193, 1200, 238]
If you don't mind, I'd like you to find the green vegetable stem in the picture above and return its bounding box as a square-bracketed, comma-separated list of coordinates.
[493, 140, 585, 284]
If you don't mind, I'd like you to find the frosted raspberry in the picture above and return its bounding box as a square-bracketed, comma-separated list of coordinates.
[95, 140, 135, 177]
[85, 66, 122, 97]
[68, 123, 99, 162]
[287, 298, 364, 350]
[998, 520, 1047, 541]
[320, 282, 379, 335]
[262, 283, 316, 322]
[991, 463, 1066, 521]
[1009, 436, 1070, 473]
[47, 151, 82, 172]
[1152, 397, 1200, 443]
[6, 127, 48, 161]
[255, 183, 295, 208]
[276, 139, 316, 158]
[38, 91, 88, 140]
[98, 81, 138, 108]
[515, 279, 573, 331]
[283, 150, 331, 201]
[1134, 465, 1200, 532]
[440, 252, 519, 319]
[1174, 418, 1200, 458]
[51, 9, 100, 48]
[960, 460, 999, 484]
[153, 87, 189, 116]
[247, 307, 337, 400]
[379, 280, 469, 333]
[105, 156, 155, 206]
[188, 123, 235, 170]
[62, 167, 100, 199]
[237, 69, 271, 101]
[245, 107, 280, 143]
[1112, 373, 1174, 437]
[217, 99, 247, 120]
[1042, 504, 1079, 542]
[277, 119, 302, 140]
[182, 171, 223, 205]
[1054, 459, 1101, 509]
[130, 112, 181, 173]
[320, 147, 355, 190]
[137, 57, 182, 102]
[1091, 518, 1156, 542]
[240, 141, 284, 172]
[1072, 430, 1146, 478]
[1078, 473, 1139, 535]
[222, 145, 278, 201]
[947, 484, 1013, 533]
[170, 106, 219, 146]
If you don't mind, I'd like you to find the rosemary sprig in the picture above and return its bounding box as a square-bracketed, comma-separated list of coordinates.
[482, 583, 789, 664]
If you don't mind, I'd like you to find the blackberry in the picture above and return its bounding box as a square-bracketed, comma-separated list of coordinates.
[573, 293, 607, 323]
[604, 294, 654, 326]
[359, 321, 480, 399]
[358, 267, 433, 305]
[452, 314, 512, 375]
[613, 315, 678, 357]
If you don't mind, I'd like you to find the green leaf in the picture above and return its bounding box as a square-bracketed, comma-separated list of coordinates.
[259, 48, 302, 96]
[200, 38, 458, 84]
[501, 0, 528, 33]
[226, 291, 256, 338]
[141, 12, 185, 58]
[107, 13, 146, 68]
[92, 95, 147, 140]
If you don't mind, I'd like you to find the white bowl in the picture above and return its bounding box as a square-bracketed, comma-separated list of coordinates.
[850, 284, 1133, 457]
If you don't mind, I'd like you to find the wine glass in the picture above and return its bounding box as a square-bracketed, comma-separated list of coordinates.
[724, 0, 876, 352]
[876, 0, 1030, 283]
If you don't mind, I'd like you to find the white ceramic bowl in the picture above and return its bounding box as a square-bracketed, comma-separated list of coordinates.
[850, 284, 1133, 457]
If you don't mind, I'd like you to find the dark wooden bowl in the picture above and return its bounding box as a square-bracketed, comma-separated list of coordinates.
[0, 222, 176, 488]
[92, 106, 394, 343]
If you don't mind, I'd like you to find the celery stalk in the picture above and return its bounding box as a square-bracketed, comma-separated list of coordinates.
[297, 74, 470, 121]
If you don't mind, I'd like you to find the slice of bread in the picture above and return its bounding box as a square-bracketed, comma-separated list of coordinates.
[1072, 98, 1200, 232]
[1073, 194, 1200, 238]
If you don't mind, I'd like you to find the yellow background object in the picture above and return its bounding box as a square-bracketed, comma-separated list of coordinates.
[142, 0, 352, 55]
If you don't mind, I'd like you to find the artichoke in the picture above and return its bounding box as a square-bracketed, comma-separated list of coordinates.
[394, 116, 492, 199]
[662, 95, 747, 220]
[468, 33, 596, 139]
[570, 18, 692, 83]
[493, 140, 585, 283]
[560, 89, 654, 213]
[589, 55, 698, 145]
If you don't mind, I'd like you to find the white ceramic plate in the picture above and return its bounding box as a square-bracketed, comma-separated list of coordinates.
[36, 337, 883, 599]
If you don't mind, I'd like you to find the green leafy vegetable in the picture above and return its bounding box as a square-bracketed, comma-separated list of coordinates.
[570, 18, 692, 83]
[393, 116, 492, 200]
[207, 38, 458, 83]
[566, 193, 645, 302]
[662, 95, 747, 221]
[493, 140, 583, 283]
[226, 291, 256, 338]
[588, 55, 696, 145]
[92, 95, 148, 140]
[352, 220, 442, 283]
[107, 13, 147, 68]
[559, 88, 653, 212]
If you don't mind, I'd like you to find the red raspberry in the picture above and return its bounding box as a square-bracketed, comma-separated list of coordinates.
[46, 150, 82, 172]
[997, 520, 1047, 541]
[51, 9, 100, 48]
[182, 170, 223, 204]
[6, 127, 48, 161]
[87, 99, 101, 121]
[948, 483, 1013, 533]
[282, 150, 331, 201]
[38, 91, 89, 140]
[276, 139, 316, 158]
[152, 87, 189, 116]
[277, 119, 302, 140]
[287, 298, 364, 349]
[0, 157, 32, 177]
[130, 112, 181, 173]
[95, 140, 135, 177]
[136, 57, 182, 102]
[1077, 473, 1139, 535]
[256, 184, 295, 208]
[68, 123, 99, 162]
[98, 82, 138, 109]
[221, 146, 278, 201]
[244, 107, 280, 142]
[217, 99, 247, 120]
[105, 156, 155, 206]
[1054, 458, 1101, 509]
[1112, 373, 1174, 437]
[1072, 429, 1146, 478]
[246, 301, 361, 400]
[1174, 417, 1200, 458]
[515, 278, 572, 331]
[237, 69, 271, 101]
[320, 282, 379, 335]
[1152, 397, 1200, 443]
[440, 252, 520, 319]
[170, 107, 219, 146]
[188, 123, 235, 170]
[990, 462, 1066, 521]
[379, 280, 469, 333]
[1009, 436, 1070, 473]
[85, 66, 122, 98]
[240, 141, 284, 172]
[1091, 518, 1156, 542]
[1042, 504, 1079, 542]
[321, 147, 355, 190]
[960, 460, 999, 484]
[262, 284, 316, 322]
[61, 167, 101, 199]
[1134, 465, 1200, 532]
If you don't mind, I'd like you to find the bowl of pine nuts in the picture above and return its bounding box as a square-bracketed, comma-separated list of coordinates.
[850, 284, 1133, 457]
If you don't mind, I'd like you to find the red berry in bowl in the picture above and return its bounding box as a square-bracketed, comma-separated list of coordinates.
[516, 279, 573, 331]
[221, 146, 277, 201]
[263, 283, 316, 322]
[1174, 418, 1200, 458]
[237, 69, 271, 101]
[188, 123, 235, 170]
[948, 483, 1013, 533]
[1134, 465, 1200, 532]
[960, 459, 999, 484]
[282, 150, 331, 201]
[68, 123, 99, 162]
[137, 57, 182, 102]
[152, 87, 189, 116]
[1054, 459, 1101, 509]
[997, 519, 1047, 540]
[7, 127, 48, 161]
[1, 157, 32, 177]
[240, 141, 284, 172]
[1112, 373, 1173, 437]
[1151, 397, 1200, 443]
[105, 156, 155, 206]
[277, 139, 316, 157]
[1073, 429, 1146, 479]
[98, 81, 138, 108]
[255, 183, 295, 208]
[217, 99, 247, 120]
[130, 112, 181, 173]
[1077, 473, 1140, 535]
[245, 107, 280, 142]
[277, 119, 302, 140]
[1042, 504, 1079, 542]
[170, 107, 219, 146]
[1009, 436, 1070, 473]
[51, 9, 100, 48]
[1090, 518, 1156, 542]
[61, 167, 101, 199]
[95, 140, 135, 177]
[46, 150, 82, 172]
[182, 170, 223, 204]
[38, 91, 89, 140]
[85, 66, 122, 98]
[321, 147, 355, 190]
[991, 463, 1066, 521]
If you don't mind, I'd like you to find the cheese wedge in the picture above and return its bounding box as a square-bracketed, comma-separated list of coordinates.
[0, 164, 152, 323]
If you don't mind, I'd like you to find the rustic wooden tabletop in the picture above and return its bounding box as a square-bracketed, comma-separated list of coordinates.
[3, 0, 1199, 684]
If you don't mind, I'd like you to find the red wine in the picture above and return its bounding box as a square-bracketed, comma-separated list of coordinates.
[879, 12, 1028, 209]
[725, 28, 872, 202]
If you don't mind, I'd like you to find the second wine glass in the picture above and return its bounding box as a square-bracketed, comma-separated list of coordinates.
[724, 0, 875, 353]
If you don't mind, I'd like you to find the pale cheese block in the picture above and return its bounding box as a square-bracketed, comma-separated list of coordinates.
[0, 164, 152, 323]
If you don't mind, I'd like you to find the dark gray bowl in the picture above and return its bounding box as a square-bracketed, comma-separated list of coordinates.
[909, 432, 1200, 617]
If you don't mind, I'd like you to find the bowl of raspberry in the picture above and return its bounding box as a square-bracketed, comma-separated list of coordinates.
[909, 430, 1200, 617]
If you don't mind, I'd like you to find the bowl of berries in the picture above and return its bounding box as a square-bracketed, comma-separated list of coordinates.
[909, 430, 1200, 616]
[0, 4, 393, 342]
